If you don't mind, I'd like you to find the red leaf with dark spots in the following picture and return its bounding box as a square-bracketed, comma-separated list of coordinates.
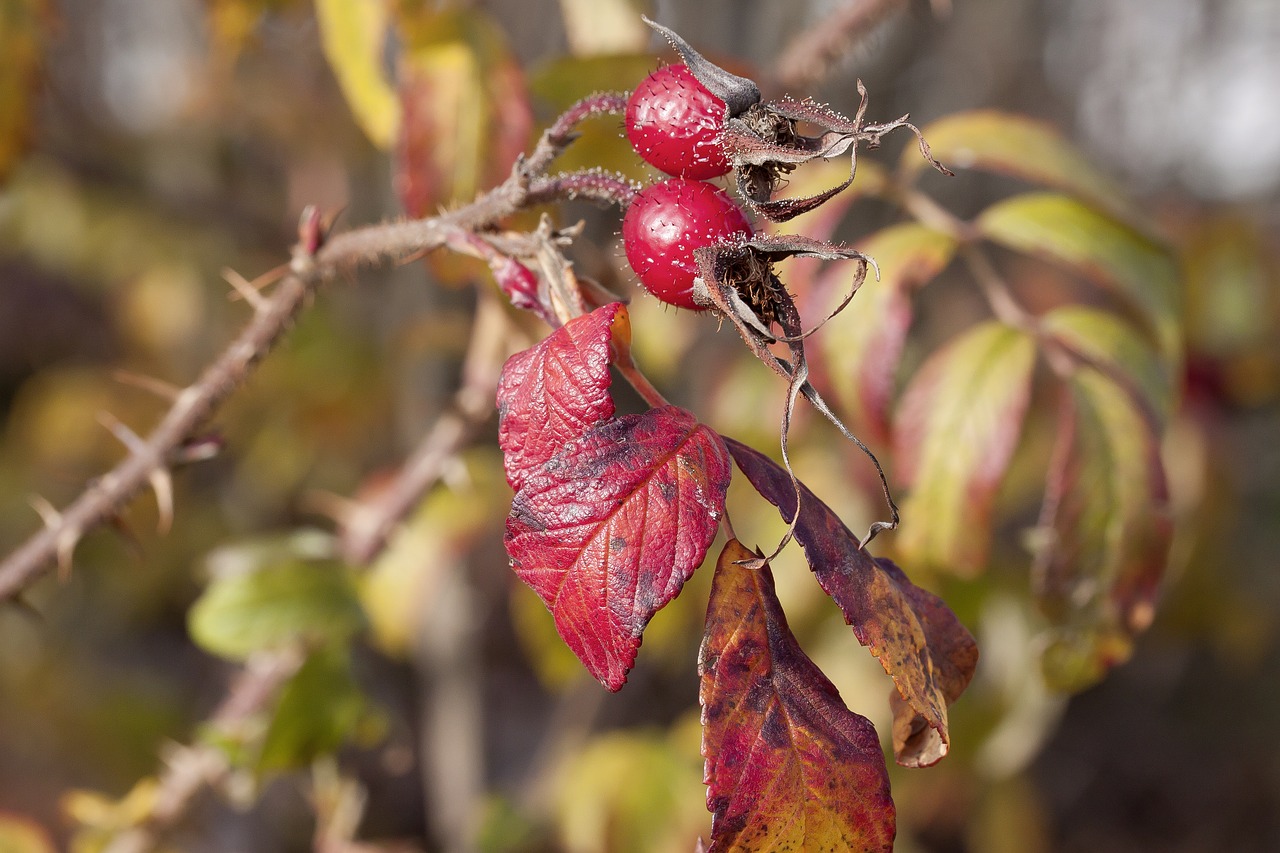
[701, 539, 894, 852]
[725, 438, 978, 767]
[506, 406, 731, 691]
[496, 303, 627, 490]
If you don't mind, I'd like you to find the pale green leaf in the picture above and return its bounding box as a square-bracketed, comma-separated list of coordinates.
[893, 322, 1037, 576]
[189, 533, 366, 660]
[1041, 305, 1176, 423]
[258, 647, 371, 771]
[978, 193, 1181, 358]
[904, 110, 1135, 222]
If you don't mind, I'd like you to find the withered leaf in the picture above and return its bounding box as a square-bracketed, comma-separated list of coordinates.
[725, 439, 978, 767]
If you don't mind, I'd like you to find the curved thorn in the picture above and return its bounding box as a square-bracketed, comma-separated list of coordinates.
[112, 370, 182, 401]
[149, 468, 174, 535]
[28, 494, 62, 529]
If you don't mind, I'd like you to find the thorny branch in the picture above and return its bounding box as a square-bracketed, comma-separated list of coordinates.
[0, 93, 633, 602]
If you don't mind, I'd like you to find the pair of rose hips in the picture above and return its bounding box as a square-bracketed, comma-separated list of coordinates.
[622, 64, 753, 311]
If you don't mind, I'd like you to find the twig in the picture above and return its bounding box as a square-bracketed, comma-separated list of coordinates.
[101, 647, 306, 853]
[772, 0, 908, 89]
[0, 99, 615, 601]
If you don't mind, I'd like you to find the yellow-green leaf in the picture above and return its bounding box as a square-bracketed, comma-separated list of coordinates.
[817, 223, 956, 445]
[1041, 305, 1176, 424]
[893, 322, 1037, 576]
[1034, 369, 1172, 691]
[978, 193, 1181, 359]
[314, 0, 400, 149]
[904, 110, 1134, 222]
[189, 533, 366, 660]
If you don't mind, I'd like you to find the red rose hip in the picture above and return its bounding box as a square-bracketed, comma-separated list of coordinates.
[626, 64, 731, 179]
[623, 178, 752, 310]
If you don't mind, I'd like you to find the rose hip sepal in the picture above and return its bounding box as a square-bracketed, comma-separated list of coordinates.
[505, 406, 731, 691]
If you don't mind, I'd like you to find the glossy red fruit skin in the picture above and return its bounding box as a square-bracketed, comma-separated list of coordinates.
[623, 178, 752, 310]
[626, 64, 731, 179]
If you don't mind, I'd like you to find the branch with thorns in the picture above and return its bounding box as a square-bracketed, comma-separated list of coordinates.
[0, 94, 639, 603]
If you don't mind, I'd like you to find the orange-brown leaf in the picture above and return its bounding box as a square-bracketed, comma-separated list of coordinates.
[725, 439, 978, 767]
[700, 539, 894, 852]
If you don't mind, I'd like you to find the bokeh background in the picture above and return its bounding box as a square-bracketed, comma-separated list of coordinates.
[1, 1, 1278, 851]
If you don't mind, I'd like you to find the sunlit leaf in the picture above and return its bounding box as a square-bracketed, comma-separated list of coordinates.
[506, 406, 731, 691]
[496, 302, 627, 491]
[1041, 305, 1176, 423]
[816, 223, 956, 445]
[395, 7, 533, 214]
[0, 0, 46, 179]
[700, 539, 894, 852]
[189, 533, 366, 661]
[903, 110, 1134, 221]
[893, 321, 1037, 576]
[726, 440, 978, 767]
[558, 0, 648, 56]
[978, 193, 1181, 357]
[258, 646, 370, 772]
[1033, 369, 1172, 691]
[313, 0, 400, 149]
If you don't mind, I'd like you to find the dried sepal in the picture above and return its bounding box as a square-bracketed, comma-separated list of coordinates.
[640, 16, 761, 117]
[690, 235, 899, 557]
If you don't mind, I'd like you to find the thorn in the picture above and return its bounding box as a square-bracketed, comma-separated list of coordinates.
[5, 592, 43, 621]
[55, 526, 80, 582]
[97, 411, 147, 454]
[112, 370, 182, 401]
[149, 467, 174, 535]
[222, 267, 271, 313]
[28, 494, 62, 529]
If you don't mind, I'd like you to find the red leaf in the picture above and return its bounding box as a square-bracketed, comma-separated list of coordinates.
[701, 539, 894, 852]
[506, 407, 731, 691]
[496, 303, 627, 491]
[725, 439, 978, 767]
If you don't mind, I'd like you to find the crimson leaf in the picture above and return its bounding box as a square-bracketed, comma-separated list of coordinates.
[496, 303, 626, 490]
[506, 406, 731, 691]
